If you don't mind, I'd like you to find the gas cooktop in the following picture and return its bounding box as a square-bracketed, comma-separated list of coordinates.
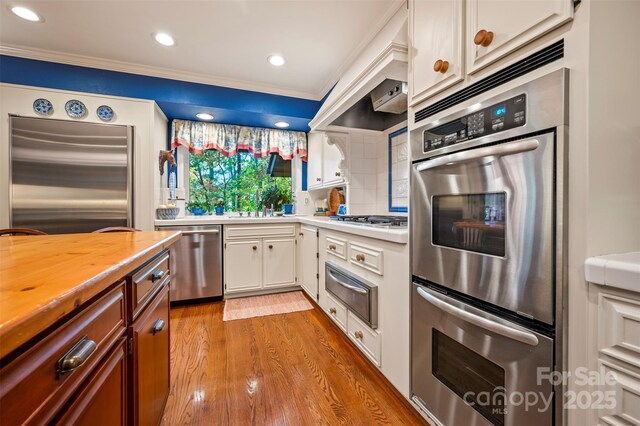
[331, 215, 408, 228]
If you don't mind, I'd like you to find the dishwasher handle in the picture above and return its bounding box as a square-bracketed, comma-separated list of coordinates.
[179, 229, 220, 235]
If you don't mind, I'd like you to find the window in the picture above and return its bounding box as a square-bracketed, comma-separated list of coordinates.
[188, 150, 292, 212]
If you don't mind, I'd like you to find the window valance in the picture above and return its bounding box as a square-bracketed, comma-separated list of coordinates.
[171, 119, 307, 161]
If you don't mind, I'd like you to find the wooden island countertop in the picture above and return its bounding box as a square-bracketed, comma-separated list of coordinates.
[0, 231, 181, 360]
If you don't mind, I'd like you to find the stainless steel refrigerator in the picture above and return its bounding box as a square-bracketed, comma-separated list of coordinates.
[10, 115, 133, 234]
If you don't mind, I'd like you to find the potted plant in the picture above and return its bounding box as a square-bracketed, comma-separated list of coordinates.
[214, 198, 225, 216]
[261, 185, 282, 211]
[186, 200, 208, 216]
[281, 189, 294, 215]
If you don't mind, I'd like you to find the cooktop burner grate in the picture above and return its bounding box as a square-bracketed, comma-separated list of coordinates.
[333, 215, 408, 227]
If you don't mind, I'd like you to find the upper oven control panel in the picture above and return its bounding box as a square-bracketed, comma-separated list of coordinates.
[423, 93, 527, 153]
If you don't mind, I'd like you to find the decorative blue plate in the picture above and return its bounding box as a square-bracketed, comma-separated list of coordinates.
[33, 98, 53, 116]
[96, 105, 114, 122]
[65, 99, 87, 118]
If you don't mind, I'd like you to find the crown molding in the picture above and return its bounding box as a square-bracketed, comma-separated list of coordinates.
[0, 44, 323, 101]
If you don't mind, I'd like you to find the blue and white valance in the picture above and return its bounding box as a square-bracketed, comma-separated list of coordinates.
[171, 119, 307, 161]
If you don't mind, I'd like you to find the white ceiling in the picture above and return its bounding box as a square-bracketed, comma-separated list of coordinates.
[0, 0, 404, 100]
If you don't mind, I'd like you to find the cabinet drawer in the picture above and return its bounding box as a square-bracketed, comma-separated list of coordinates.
[128, 250, 169, 321]
[0, 283, 126, 425]
[349, 243, 383, 275]
[324, 292, 347, 332]
[226, 225, 296, 239]
[347, 311, 382, 367]
[326, 236, 347, 260]
[130, 283, 170, 426]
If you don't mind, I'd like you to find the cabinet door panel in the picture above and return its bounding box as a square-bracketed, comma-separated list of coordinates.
[225, 240, 263, 292]
[467, 0, 573, 73]
[409, 0, 464, 105]
[56, 339, 127, 426]
[130, 284, 170, 426]
[300, 226, 318, 298]
[263, 238, 296, 288]
[307, 132, 324, 189]
[322, 137, 344, 187]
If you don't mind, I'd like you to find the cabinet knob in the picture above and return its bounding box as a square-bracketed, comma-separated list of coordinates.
[150, 270, 165, 283]
[354, 330, 364, 340]
[355, 254, 365, 262]
[329, 244, 337, 250]
[335, 171, 341, 177]
[474, 29, 494, 47]
[329, 307, 337, 314]
[299, 232, 304, 236]
[433, 59, 449, 74]
[316, 177, 322, 182]
[252, 245, 257, 250]
[268, 245, 273, 249]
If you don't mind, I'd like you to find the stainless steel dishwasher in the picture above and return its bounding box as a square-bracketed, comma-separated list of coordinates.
[157, 225, 223, 303]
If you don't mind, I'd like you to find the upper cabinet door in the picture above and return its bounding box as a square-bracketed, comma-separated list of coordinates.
[322, 134, 345, 187]
[466, 0, 573, 74]
[409, 0, 464, 106]
[307, 132, 324, 189]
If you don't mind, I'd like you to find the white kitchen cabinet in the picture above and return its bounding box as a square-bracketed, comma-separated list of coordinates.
[307, 132, 324, 189]
[321, 137, 345, 187]
[588, 284, 640, 425]
[299, 225, 318, 299]
[224, 240, 262, 293]
[306, 132, 345, 190]
[224, 225, 298, 295]
[263, 238, 296, 288]
[466, 0, 573, 74]
[408, 0, 464, 106]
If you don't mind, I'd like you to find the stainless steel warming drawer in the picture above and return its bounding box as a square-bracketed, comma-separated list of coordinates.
[325, 262, 378, 329]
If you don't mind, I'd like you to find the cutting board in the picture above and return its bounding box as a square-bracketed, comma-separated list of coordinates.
[329, 188, 345, 214]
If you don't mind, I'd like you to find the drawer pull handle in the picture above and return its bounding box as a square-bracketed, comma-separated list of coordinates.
[57, 336, 97, 378]
[354, 330, 364, 340]
[355, 254, 365, 262]
[252, 246, 257, 250]
[329, 307, 337, 314]
[152, 319, 166, 335]
[150, 270, 165, 282]
[329, 244, 337, 250]
[433, 59, 450, 73]
[268, 244, 274, 249]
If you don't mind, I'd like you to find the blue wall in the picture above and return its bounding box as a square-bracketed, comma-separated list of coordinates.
[0, 55, 321, 132]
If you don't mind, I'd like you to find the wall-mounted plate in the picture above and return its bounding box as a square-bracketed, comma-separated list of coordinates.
[96, 105, 114, 122]
[33, 98, 53, 116]
[65, 99, 87, 118]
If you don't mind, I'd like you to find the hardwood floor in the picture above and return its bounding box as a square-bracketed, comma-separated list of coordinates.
[161, 299, 427, 425]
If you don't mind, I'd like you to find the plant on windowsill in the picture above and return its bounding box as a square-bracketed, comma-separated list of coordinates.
[213, 199, 225, 216]
[186, 200, 209, 216]
[280, 190, 294, 215]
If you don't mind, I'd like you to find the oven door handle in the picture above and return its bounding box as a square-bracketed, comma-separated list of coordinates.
[415, 139, 540, 172]
[328, 271, 368, 295]
[416, 287, 539, 346]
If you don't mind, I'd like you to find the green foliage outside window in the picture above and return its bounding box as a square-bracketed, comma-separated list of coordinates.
[189, 150, 292, 212]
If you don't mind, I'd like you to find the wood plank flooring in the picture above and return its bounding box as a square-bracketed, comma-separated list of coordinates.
[161, 299, 427, 425]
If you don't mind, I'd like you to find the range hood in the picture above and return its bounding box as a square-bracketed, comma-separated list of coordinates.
[371, 79, 408, 114]
[330, 78, 408, 131]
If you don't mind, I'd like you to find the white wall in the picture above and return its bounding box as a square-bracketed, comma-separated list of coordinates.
[0, 83, 167, 231]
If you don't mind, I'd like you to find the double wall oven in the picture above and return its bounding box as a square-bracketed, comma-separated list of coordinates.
[410, 69, 568, 426]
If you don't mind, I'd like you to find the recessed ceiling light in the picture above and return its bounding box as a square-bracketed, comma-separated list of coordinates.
[196, 113, 214, 121]
[11, 6, 41, 22]
[274, 121, 289, 128]
[268, 55, 285, 67]
[154, 32, 175, 47]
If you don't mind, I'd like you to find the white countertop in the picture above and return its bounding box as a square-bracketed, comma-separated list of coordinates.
[155, 215, 408, 244]
[585, 252, 640, 293]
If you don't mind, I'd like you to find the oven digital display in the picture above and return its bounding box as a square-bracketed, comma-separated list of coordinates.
[492, 104, 506, 118]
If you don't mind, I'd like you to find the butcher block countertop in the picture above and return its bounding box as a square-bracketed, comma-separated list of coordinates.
[0, 231, 181, 360]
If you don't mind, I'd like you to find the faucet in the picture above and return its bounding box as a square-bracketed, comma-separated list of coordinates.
[256, 188, 262, 217]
